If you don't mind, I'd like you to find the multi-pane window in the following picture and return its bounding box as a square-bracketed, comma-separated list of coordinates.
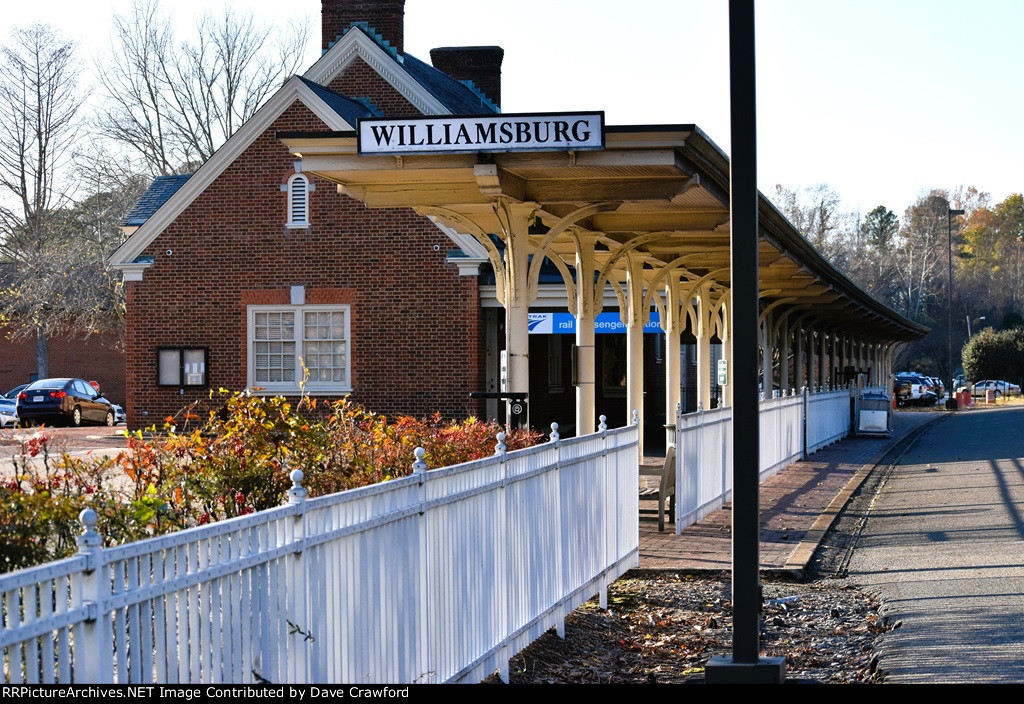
[253, 311, 297, 384]
[302, 310, 348, 384]
[248, 306, 350, 392]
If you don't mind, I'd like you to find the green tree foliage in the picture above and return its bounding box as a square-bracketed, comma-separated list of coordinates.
[1002, 311, 1024, 330]
[859, 205, 900, 302]
[962, 327, 1024, 383]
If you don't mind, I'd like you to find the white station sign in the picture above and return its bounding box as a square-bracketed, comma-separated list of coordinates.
[357, 112, 604, 155]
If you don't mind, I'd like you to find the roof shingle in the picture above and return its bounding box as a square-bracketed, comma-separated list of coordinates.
[122, 175, 191, 228]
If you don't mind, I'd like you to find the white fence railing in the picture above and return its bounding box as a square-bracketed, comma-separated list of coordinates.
[806, 389, 852, 454]
[0, 423, 639, 685]
[674, 387, 852, 532]
[677, 406, 733, 527]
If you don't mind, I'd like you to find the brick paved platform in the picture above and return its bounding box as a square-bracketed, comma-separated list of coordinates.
[638, 410, 941, 574]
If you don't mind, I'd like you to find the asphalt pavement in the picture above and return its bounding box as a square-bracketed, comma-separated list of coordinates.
[849, 406, 1024, 683]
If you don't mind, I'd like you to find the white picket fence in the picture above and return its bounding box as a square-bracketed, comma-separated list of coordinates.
[674, 387, 852, 532]
[806, 389, 852, 454]
[0, 423, 639, 685]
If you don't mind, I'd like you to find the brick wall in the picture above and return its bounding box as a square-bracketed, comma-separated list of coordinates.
[322, 0, 405, 53]
[124, 98, 484, 428]
[328, 58, 421, 117]
[429, 46, 503, 108]
[0, 326, 125, 404]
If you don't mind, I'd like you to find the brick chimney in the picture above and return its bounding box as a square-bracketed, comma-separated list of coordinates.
[322, 0, 405, 54]
[430, 46, 504, 108]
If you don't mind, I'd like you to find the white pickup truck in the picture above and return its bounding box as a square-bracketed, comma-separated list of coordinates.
[895, 374, 937, 405]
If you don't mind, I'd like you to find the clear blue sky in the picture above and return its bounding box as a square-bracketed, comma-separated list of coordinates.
[8, 0, 1023, 216]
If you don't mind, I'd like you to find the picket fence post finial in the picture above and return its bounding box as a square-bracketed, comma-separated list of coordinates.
[412, 446, 428, 474]
[598, 415, 608, 432]
[495, 432, 507, 455]
[77, 508, 101, 554]
[287, 468, 307, 505]
[549, 422, 560, 442]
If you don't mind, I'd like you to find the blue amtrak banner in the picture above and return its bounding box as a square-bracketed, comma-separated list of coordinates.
[527, 311, 663, 334]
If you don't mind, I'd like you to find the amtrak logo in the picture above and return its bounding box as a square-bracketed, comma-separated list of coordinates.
[528, 314, 553, 334]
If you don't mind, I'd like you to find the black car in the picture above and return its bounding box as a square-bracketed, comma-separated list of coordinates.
[16, 378, 116, 427]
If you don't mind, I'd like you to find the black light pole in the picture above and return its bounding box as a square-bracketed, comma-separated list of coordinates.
[705, 0, 785, 683]
[948, 208, 964, 404]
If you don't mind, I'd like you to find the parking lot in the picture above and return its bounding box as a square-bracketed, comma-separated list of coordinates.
[0, 425, 127, 465]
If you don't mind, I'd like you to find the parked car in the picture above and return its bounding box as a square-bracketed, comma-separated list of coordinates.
[16, 378, 116, 427]
[895, 374, 936, 406]
[971, 380, 1022, 398]
[112, 404, 126, 425]
[0, 398, 17, 428]
[3, 384, 29, 400]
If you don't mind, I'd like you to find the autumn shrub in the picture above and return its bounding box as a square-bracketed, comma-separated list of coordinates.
[1, 430, 187, 572]
[0, 392, 543, 572]
[0, 433, 82, 571]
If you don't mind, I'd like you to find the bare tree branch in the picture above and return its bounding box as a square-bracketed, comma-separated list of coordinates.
[95, 0, 311, 176]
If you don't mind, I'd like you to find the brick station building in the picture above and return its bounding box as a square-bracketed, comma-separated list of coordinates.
[113, 0, 926, 444]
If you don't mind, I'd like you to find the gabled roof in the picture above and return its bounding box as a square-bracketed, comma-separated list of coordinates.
[401, 53, 498, 115]
[304, 25, 500, 117]
[122, 175, 191, 228]
[114, 24, 500, 280]
[297, 77, 379, 124]
[112, 76, 357, 277]
[320, 23, 498, 114]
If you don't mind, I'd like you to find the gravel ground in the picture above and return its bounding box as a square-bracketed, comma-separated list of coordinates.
[489, 574, 888, 684]
[486, 433, 935, 685]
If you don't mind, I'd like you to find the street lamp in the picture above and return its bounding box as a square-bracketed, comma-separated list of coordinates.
[948, 208, 965, 402]
[966, 315, 985, 338]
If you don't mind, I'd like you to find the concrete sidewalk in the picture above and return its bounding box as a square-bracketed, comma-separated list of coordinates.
[637, 410, 942, 576]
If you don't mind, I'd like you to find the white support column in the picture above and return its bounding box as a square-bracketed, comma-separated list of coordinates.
[664, 280, 683, 449]
[625, 256, 646, 455]
[807, 323, 817, 391]
[827, 332, 835, 387]
[761, 310, 773, 398]
[779, 318, 791, 392]
[840, 334, 848, 385]
[498, 201, 538, 426]
[575, 235, 598, 435]
[696, 285, 713, 409]
[794, 322, 805, 390]
[819, 328, 828, 389]
[722, 292, 733, 408]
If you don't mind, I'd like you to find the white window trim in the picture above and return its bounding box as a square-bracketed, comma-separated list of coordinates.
[285, 173, 314, 229]
[247, 304, 352, 395]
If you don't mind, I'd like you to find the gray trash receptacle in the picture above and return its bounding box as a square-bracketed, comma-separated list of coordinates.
[857, 390, 892, 436]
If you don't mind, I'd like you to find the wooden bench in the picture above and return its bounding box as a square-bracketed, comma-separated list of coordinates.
[639, 445, 676, 531]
